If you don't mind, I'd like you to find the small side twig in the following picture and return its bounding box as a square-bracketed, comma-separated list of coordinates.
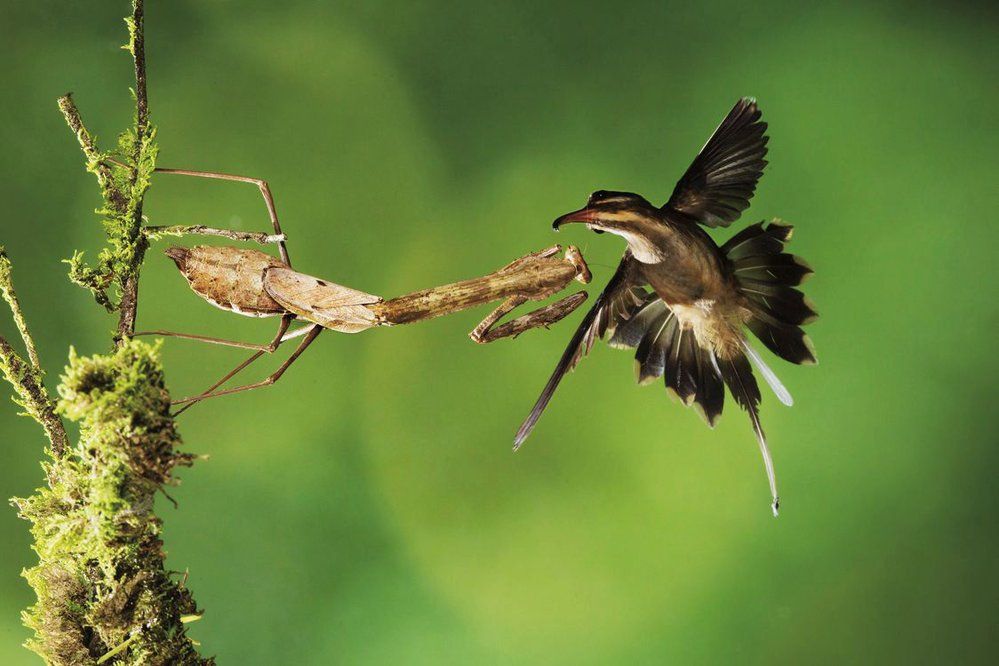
[57, 95, 127, 210]
[0, 248, 41, 371]
[0, 249, 68, 457]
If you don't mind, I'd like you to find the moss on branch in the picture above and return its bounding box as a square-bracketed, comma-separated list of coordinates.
[13, 340, 207, 665]
[57, 92, 157, 324]
[0, 2, 210, 663]
[0, 248, 68, 457]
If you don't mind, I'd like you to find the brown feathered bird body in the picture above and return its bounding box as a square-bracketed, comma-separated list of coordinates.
[515, 99, 818, 516]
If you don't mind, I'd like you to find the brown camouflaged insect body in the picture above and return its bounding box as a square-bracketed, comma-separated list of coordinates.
[164, 244, 591, 335]
[165, 246, 287, 317]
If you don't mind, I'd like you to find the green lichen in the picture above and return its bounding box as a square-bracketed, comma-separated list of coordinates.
[12, 340, 209, 665]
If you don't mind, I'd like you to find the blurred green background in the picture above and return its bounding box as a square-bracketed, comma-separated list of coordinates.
[1, 1, 996, 663]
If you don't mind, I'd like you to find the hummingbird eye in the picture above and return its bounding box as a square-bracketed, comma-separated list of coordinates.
[588, 190, 610, 205]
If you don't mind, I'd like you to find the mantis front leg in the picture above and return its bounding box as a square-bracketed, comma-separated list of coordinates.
[469, 291, 588, 343]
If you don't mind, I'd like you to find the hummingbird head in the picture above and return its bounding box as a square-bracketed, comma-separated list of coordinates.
[552, 190, 668, 263]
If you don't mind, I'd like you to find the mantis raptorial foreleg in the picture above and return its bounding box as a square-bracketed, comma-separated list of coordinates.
[465, 245, 590, 343]
[469, 291, 589, 344]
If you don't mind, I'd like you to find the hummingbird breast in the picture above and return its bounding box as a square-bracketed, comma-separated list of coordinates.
[639, 237, 749, 360]
[638, 224, 730, 304]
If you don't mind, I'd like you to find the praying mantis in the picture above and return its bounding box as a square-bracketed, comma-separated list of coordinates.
[134, 167, 592, 412]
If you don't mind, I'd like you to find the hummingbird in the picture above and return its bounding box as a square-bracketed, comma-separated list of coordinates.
[513, 98, 817, 516]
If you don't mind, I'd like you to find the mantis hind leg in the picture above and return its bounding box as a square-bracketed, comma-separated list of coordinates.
[135, 314, 294, 352]
[172, 324, 322, 414]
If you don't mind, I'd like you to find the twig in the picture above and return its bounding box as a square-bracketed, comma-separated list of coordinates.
[0, 248, 41, 370]
[56, 95, 127, 210]
[0, 336, 68, 458]
[116, 0, 153, 344]
[0, 249, 67, 456]
[128, 0, 149, 137]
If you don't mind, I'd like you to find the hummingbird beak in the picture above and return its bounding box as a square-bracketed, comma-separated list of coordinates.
[552, 207, 601, 231]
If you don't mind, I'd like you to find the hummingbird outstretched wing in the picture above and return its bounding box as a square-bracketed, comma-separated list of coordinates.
[513, 253, 645, 449]
[663, 97, 769, 228]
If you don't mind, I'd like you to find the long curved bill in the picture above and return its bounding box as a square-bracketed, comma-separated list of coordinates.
[552, 207, 600, 230]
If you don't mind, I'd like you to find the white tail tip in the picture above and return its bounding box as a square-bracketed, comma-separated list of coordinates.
[743, 340, 793, 406]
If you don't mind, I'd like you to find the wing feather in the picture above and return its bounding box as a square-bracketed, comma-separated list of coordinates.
[663, 97, 769, 228]
[513, 253, 644, 449]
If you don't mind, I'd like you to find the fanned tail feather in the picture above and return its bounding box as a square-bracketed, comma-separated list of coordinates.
[594, 217, 819, 516]
[611, 300, 725, 427]
[724, 219, 818, 365]
[742, 339, 793, 406]
[615, 302, 780, 515]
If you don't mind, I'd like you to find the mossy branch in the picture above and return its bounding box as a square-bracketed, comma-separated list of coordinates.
[1, 1, 210, 663]
[56, 0, 156, 342]
[0, 247, 42, 371]
[14, 340, 205, 665]
[116, 0, 152, 343]
[0, 248, 68, 457]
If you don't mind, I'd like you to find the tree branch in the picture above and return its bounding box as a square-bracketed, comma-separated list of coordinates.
[116, 0, 153, 344]
[7, 2, 210, 663]
[0, 248, 68, 457]
[0, 247, 42, 371]
[56, 0, 156, 344]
